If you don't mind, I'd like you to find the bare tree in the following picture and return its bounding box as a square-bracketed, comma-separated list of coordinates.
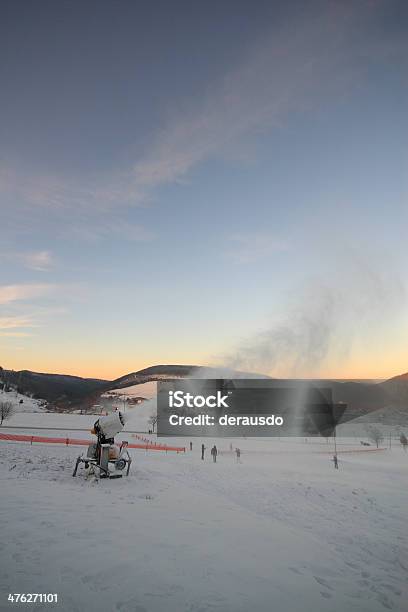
[366, 425, 384, 449]
[0, 401, 13, 426]
[148, 414, 157, 433]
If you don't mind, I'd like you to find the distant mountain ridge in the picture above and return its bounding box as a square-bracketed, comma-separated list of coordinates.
[0, 367, 108, 405]
[1, 365, 408, 422]
[111, 364, 199, 389]
[0, 364, 228, 408]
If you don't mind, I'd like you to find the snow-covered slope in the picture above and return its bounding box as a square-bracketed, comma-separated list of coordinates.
[0, 420, 407, 612]
[3, 403, 155, 433]
[0, 388, 46, 413]
[102, 380, 157, 400]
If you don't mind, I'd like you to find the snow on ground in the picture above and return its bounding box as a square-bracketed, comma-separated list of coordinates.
[1, 424, 408, 612]
[2, 403, 152, 433]
[103, 381, 157, 400]
[0, 389, 45, 414]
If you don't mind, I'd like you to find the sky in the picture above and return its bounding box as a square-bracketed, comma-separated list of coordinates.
[1, 0, 408, 380]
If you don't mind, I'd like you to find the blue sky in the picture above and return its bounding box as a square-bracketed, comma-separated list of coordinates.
[1, 0, 408, 379]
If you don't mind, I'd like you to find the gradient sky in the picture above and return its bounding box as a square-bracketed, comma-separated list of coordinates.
[1, 0, 408, 380]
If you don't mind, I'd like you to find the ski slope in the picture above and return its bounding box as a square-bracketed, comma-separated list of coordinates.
[1, 419, 407, 612]
[102, 381, 157, 400]
[0, 388, 45, 413]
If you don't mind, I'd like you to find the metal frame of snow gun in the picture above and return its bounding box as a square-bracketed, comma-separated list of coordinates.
[73, 441, 132, 479]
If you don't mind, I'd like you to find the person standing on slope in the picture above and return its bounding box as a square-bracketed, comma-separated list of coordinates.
[201, 443, 206, 460]
[211, 445, 218, 463]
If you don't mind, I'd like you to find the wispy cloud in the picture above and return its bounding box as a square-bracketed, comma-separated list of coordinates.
[0, 2, 406, 229]
[0, 315, 37, 329]
[130, 4, 407, 193]
[0, 163, 144, 214]
[0, 285, 68, 341]
[0, 331, 34, 338]
[0, 249, 53, 271]
[0, 284, 54, 305]
[22, 250, 53, 271]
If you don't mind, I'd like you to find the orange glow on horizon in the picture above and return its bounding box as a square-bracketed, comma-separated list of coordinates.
[3, 351, 407, 381]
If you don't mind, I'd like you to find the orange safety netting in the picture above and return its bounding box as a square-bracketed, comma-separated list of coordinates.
[318, 447, 387, 454]
[0, 432, 185, 453]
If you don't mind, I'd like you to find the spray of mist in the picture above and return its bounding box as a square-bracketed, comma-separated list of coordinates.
[221, 257, 405, 378]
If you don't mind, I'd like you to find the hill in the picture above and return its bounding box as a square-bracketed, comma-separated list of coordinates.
[1, 364, 408, 422]
[110, 364, 199, 389]
[0, 367, 107, 407]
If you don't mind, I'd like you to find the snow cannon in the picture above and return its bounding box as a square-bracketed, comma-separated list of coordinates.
[93, 411, 126, 443]
[73, 411, 131, 479]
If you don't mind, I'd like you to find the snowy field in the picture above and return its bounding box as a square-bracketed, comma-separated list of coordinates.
[2, 401, 154, 433]
[102, 381, 157, 400]
[0, 389, 45, 413]
[1, 423, 408, 611]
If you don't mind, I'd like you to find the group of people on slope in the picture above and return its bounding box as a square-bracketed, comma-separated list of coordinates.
[189, 442, 241, 463]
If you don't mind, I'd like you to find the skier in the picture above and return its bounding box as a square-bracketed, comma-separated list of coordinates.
[190, 441, 193, 451]
[211, 445, 218, 463]
[201, 443, 206, 460]
[235, 448, 241, 463]
[333, 454, 339, 469]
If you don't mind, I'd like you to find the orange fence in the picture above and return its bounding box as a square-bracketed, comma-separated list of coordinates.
[318, 447, 387, 454]
[0, 432, 185, 453]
